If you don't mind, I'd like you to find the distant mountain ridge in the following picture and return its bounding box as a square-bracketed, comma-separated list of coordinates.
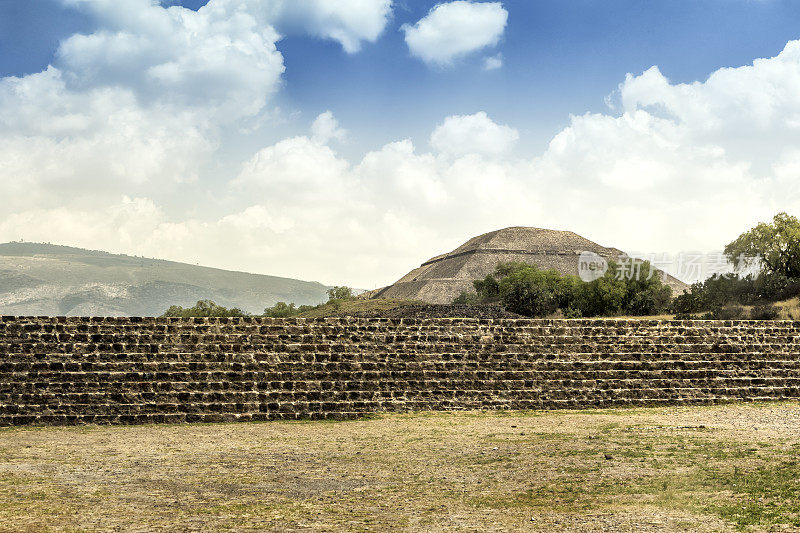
[0, 242, 328, 316]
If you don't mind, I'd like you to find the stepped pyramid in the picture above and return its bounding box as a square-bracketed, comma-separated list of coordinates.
[369, 227, 689, 304]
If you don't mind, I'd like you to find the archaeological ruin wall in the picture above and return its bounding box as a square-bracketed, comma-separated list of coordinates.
[1, 316, 799, 425]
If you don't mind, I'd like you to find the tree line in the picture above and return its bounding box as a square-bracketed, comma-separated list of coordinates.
[161, 286, 356, 318]
[454, 259, 672, 318]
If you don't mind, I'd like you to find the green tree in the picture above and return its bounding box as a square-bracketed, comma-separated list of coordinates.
[499, 271, 558, 317]
[473, 262, 538, 302]
[670, 271, 800, 316]
[161, 300, 248, 318]
[577, 263, 626, 316]
[472, 260, 672, 318]
[724, 212, 800, 278]
[263, 301, 297, 318]
[326, 286, 355, 302]
[615, 260, 673, 316]
[473, 274, 500, 301]
[498, 264, 577, 317]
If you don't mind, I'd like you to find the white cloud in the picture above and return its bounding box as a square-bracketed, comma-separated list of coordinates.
[402, 1, 508, 66]
[53, 0, 392, 121]
[0, 197, 167, 254]
[483, 54, 503, 70]
[0, 0, 290, 221]
[7, 4, 800, 291]
[235, 135, 353, 205]
[219, 205, 294, 233]
[0, 67, 212, 214]
[0, 0, 390, 211]
[430, 111, 518, 157]
[58, 0, 286, 119]
[264, 0, 393, 53]
[311, 111, 347, 144]
[163, 40, 800, 284]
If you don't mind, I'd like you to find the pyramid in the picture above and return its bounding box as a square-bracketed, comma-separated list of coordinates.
[369, 227, 689, 304]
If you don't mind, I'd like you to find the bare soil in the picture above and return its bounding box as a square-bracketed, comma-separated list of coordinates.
[2, 402, 800, 532]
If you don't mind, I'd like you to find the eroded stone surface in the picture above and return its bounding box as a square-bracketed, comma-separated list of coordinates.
[1, 316, 798, 425]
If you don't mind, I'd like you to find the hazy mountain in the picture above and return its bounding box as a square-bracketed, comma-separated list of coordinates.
[0, 242, 329, 316]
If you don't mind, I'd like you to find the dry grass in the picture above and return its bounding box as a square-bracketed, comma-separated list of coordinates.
[2, 402, 800, 532]
[772, 297, 800, 320]
[296, 298, 422, 318]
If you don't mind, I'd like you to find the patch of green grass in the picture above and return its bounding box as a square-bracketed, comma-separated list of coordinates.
[700, 461, 800, 529]
[467, 427, 800, 529]
[0, 473, 35, 488]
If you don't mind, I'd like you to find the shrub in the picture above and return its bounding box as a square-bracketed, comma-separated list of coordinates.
[452, 291, 480, 305]
[500, 274, 559, 317]
[327, 286, 356, 302]
[473, 274, 501, 301]
[703, 305, 747, 320]
[671, 283, 705, 314]
[161, 300, 248, 318]
[571, 260, 671, 317]
[670, 272, 800, 314]
[750, 304, 780, 320]
[263, 301, 298, 318]
[468, 260, 672, 318]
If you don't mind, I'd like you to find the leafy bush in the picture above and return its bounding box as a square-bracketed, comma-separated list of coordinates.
[750, 304, 780, 320]
[264, 302, 319, 317]
[263, 301, 298, 317]
[161, 299, 248, 318]
[163, 299, 322, 319]
[671, 273, 800, 314]
[473, 274, 501, 301]
[327, 286, 356, 302]
[499, 270, 559, 317]
[468, 260, 672, 318]
[452, 291, 480, 305]
[672, 283, 706, 314]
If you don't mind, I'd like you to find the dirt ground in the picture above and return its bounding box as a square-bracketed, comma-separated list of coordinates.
[2, 402, 800, 532]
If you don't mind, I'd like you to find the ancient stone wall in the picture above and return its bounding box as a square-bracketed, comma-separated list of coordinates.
[1, 316, 799, 425]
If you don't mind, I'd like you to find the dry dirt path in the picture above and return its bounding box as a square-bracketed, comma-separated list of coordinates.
[2, 402, 800, 532]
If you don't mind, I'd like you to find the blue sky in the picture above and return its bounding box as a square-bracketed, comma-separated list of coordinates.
[283, 0, 800, 152]
[1, 0, 800, 287]
[4, 0, 799, 155]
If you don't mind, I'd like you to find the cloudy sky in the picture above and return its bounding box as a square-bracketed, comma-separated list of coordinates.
[2, 0, 800, 288]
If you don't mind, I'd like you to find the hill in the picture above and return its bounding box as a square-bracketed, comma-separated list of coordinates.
[369, 226, 689, 304]
[0, 242, 328, 316]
